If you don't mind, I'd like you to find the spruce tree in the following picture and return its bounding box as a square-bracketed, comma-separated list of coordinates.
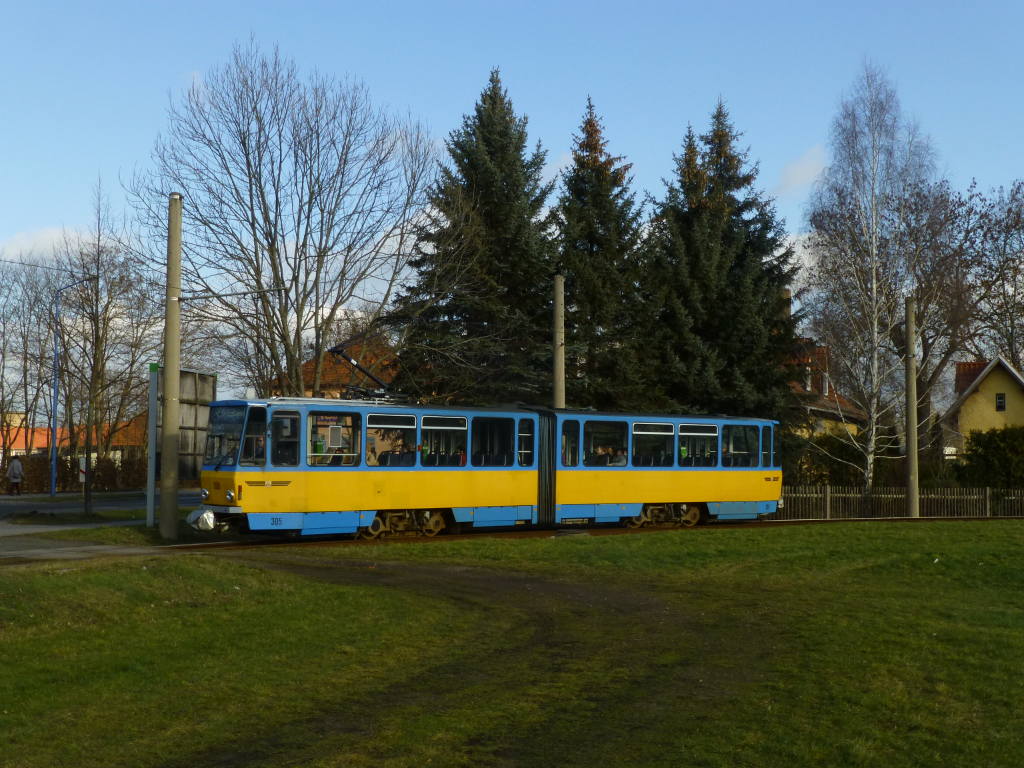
[554, 99, 643, 409]
[641, 102, 797, 418]
[388, 70, 554, 404]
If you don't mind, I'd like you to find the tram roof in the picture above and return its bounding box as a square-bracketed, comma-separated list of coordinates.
[210, 397, 777, 424]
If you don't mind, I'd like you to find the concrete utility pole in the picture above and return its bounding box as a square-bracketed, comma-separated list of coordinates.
[159, 193, 183, 541]
[905, 296, 920, 519]
[553, 273, 565, 409]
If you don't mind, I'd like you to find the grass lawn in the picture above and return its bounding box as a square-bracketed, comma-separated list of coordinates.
[1, 520, 1022, 767]
[6, 507, 149, 525]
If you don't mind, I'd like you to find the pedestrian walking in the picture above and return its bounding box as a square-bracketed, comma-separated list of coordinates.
[6, 455, 25, 495]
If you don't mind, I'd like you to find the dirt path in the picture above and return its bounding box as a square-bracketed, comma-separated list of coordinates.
[162, 550, 772, 768]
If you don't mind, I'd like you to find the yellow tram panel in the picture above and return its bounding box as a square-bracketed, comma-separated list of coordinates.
[556, 469, 783, 506]
[203, 468, 537, 514]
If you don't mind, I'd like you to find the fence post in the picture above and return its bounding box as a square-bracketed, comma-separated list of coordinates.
[985, 487, 991, 518]
[825, 485, 831, 520]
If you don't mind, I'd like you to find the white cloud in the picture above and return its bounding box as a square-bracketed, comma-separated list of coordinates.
[0, 228, 65, 259]
[775, 144, 826, 198]
[544, 151, 572, 183]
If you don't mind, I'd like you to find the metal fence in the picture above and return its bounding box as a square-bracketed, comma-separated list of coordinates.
[778, 486, 1024, 521]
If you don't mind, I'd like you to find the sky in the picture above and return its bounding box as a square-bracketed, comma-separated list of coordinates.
[1, 0, 1022, 259]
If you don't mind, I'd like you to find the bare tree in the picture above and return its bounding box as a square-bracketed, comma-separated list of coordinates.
[0, 259, 55, 465]
[54, 184, 162, 507]
[130, 42, 434, 396]
[975, 183, 1024, 368]
[805, 63, 935, 488]
[806, 64, 1009, 487]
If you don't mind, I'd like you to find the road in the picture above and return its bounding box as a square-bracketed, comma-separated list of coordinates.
[0, 489, 201, 520]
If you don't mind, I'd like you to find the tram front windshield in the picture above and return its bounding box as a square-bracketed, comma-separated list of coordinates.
[204, 405, 246, 467]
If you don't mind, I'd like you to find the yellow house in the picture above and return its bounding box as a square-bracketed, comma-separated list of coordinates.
[789, 339, 866, 437]
[941, 357, 1024, 458]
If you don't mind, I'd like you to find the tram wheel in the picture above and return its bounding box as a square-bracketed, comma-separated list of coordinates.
[679, 504, 702, 528]
[627, 506, 654, 528]
[366, 515, 387, 538]
[422, 511, 446, 537]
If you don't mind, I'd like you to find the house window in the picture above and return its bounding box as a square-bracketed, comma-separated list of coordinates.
[996, 393, 1006, 412]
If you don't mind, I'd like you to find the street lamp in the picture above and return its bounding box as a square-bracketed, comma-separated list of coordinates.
[50, 276, 98, 497]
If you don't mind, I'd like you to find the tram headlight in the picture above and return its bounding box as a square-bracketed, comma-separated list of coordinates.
[225, 489, 235, 502]
[201, 488, 209, 500]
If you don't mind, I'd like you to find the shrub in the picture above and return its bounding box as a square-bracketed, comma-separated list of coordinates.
[955, 426, 1024, 487]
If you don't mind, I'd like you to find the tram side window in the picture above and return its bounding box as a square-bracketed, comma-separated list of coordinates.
[561, 420, 580, 467]
[722, 425, 759, 467]
[584, 420, 628, 467]
[761, 426, 772, 468]
[366, 414, 417, 467]
[771, 426, 780, 467]
[679, 424, 718, 467]
[420, 415, 467, 466]
[518, 419, 535, 467]
[471, 417, 514, 466]
[270, 411, 300, 466]
[308, 412, 361, 466]
[632, 422, 674, 467]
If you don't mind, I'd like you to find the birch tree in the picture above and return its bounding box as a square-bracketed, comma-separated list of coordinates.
[806, 65, 1006, 485]
[805, 63, 934, 488]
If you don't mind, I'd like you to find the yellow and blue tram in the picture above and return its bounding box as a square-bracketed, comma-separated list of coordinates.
[189, 398, 783, 536]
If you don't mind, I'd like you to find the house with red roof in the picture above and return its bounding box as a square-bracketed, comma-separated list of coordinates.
[941, 356, 1024, 458]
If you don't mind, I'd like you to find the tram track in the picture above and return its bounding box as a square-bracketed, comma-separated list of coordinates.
[166, 513, 997, 553]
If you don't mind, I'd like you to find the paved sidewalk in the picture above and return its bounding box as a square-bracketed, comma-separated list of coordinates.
[0, 533, 161, 562]
[0, 489, 201, 563]
[0, 517, 146, 538]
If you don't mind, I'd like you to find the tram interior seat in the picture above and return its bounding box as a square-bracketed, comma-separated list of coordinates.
[471, 452, 513, 467]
